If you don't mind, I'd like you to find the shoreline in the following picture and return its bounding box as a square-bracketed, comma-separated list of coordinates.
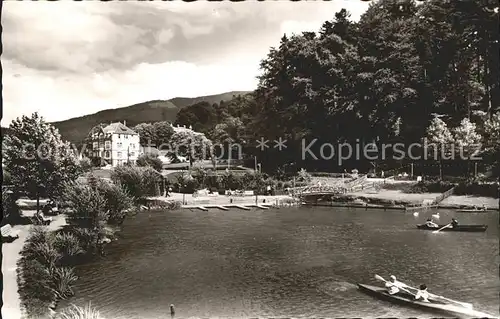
[149, 191, 498, 212]
[4, 191, 496, 318]
[1, 211, 67, 319]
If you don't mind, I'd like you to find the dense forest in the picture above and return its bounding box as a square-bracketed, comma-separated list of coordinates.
[175, 0, 499, 176]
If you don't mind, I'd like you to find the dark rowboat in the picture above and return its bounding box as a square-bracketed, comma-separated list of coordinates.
[416, 224, 488, 232]
[357, 283, 496, 318]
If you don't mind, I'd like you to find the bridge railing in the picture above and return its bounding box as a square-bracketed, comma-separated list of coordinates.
[297, 185, 347, 196]
[432, 186, 455, 205]
[344, 175, 367, 188]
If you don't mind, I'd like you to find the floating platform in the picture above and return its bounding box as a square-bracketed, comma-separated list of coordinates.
[405, 205, 439, 211]
[234, 205, 251, 210]
[308, 202, 405, 211]
[182, 203, 274, 211]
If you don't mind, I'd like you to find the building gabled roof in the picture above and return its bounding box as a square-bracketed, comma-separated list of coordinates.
[102, 122, 137, 135]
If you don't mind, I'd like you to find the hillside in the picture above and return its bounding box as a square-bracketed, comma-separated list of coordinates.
[45, 91, 249, 143]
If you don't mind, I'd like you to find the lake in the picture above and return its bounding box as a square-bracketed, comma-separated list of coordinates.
[69, 207, 499, 318]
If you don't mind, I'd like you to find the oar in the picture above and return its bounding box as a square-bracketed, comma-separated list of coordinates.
[427, 292, 473, 309]
[374, 275, 416, 296]
[433, 223, 452, 233]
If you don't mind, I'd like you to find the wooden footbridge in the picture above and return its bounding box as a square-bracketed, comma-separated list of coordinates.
[293, 175, 370, 198]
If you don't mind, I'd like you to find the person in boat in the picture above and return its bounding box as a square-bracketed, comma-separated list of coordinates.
[414, 284, 430, 302]
[385, 275, 407, 295]
[451, 218, 459, 228]
[482, 204, 487, 211]
[425, 218, 439, 228]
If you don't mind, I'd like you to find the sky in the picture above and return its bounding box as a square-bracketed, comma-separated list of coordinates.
[2, 0, 371, 125]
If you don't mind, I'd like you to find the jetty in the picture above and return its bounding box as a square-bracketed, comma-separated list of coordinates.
[234, 205, 251, 210]
[405, 204, 439, 211]
[182, 203, 274, 211]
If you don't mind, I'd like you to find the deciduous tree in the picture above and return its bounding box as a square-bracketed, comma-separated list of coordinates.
[4, 113, 81, 212]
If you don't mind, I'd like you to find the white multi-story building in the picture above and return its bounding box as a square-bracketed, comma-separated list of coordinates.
[86, 122, 140, 167]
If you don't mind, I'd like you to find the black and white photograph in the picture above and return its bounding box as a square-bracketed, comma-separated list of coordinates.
[1, 0, 499, 318]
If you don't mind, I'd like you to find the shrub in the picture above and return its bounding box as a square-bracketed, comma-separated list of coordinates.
[175, 171, 197, 192]
[2, 186, 22, 225]
[94, 179, 133, 225]
[70, 228, 99, 253]
[3, 168, 12, 185]
[17, 258, 54, 318]
[50, 267, 78, 300]
[405, 181, 455, 193]
[455, 182, 499, 198]
[53, 233, 85, 262]
[297, 168, 312, 183]
[17, 227, 80, 318]
[79, 158, 93, 173]
[111, 165, 162, 202]
[62, 181, 108, 228]
[136, 154, 163, 172]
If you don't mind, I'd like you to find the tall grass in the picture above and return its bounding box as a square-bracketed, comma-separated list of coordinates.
[56, 303, 103, 319]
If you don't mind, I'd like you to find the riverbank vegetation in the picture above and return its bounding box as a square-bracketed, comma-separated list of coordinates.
[172, 167, 313, 195]
[3, 114, 181, 318]
[174, 0, 499, 180]
[55, 304, 103, 319]
[15, 165, 184, 318]
[382, 179, 499, 198]
[3, 113, 82, 212]
[2, 186, 24, 226]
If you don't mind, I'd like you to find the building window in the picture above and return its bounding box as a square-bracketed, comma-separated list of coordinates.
[117, 152, 122, 158]
[125, 135, 129, 139]
[105, 141, 111, 149]
[129, 152, 135, 157]
[117, 142, 122, 148]
[130, 143, 134, 149]
[104, 151, 110, 158]
[93, 142, 98, 149]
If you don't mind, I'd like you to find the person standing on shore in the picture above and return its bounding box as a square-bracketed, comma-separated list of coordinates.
[170, 304, 175, 319]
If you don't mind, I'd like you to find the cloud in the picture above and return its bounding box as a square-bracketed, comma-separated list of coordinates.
[1, 0, 370, 125]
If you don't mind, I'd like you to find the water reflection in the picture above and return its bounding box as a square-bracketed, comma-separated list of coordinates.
[69, 207, 499, 318]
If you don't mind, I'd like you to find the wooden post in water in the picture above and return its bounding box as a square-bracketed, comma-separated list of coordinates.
[170, 304, 175, 319]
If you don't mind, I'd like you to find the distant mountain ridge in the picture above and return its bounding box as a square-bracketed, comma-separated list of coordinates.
[16, 91, 250, 144]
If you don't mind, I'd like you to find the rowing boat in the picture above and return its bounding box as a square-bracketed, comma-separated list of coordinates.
[357, 283, 496, 318]
[456, 209, 488, 213]
[416, 224, 488, 232]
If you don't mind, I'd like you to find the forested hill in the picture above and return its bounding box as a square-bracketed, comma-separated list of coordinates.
[45, 91, 249, 143]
